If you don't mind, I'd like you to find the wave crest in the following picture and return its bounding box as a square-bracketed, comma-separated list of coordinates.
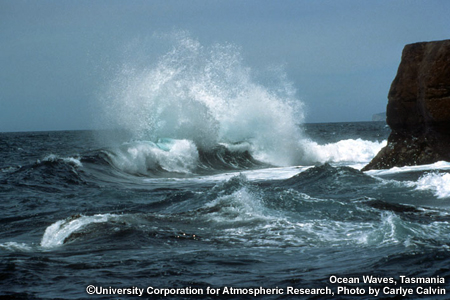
[97, 138, 268, 177]
[103, 139, 199, 176]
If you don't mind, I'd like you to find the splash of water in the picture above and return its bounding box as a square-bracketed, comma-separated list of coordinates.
[99, 32, 306, 166]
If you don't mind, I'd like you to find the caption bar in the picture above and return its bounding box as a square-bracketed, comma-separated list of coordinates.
[86, 275, 446, 297]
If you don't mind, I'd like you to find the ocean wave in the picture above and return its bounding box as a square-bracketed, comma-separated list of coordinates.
[0, 165, 22, 173]
[82, 137, 385, 179]
[364, 161, 450, 176]
[93, 138, 268, 177]
[2, 137, 385, 184]
[97, 33, 307, 167]
[1, 153, 86, 188]
[198, 186, 448, 249]
[40, 214, 119, 248]
[302, 138, 386, 165]
[40, 154, 83, 168]
[37, 173, 450, 251]
[101, 139, 199, 176]
[364, 161, 450, 199]
[0, 241, 32, 252]
[413, 172, 450, 199]
[189, 175, 442, 248]
[279, 163, 379, 198]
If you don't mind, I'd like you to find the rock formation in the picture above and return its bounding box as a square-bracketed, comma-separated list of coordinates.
[363, 39, 450, 171]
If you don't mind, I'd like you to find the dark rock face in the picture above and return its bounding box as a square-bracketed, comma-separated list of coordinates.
[363, 39, 450, 171]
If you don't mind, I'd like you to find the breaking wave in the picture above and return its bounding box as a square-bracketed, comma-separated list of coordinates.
[85, 137, 385, 177]
[95, 32, 390, 173]
[97, 32, 306, 167]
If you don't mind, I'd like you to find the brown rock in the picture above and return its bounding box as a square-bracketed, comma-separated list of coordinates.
[363, 39, 450, 171]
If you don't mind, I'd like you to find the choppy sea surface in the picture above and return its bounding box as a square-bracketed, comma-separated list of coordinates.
[2, 122, 450, 299]
[3, 34, 450, 299]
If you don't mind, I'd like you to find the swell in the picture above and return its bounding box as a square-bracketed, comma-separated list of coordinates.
[1, 141, 271, 191]
[1, 154, 87, 191]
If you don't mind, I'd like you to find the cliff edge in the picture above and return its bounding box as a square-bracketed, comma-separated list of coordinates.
[363, 39, 450, 171]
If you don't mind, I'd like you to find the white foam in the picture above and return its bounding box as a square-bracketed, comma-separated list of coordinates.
[0, 166, 21, 173]
[0, 241, 32, 252]
[106, 139, 199, 175]
[302, 139, 386, 165]
[203, 186, 270, 223]
[41, 154, 83, 168]
[220, 142, 252, 153]
[40, 214, 118, 248]
[201, 206, 421, 248]
[142, 165, 310, 185]
[289, 210, 447, 248]
[365, 161, 450, 176]
[413, 172, 450, 199]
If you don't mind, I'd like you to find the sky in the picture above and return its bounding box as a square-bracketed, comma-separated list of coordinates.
[1, 0, 449, 132]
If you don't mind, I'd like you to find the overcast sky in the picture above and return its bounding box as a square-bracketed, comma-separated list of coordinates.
[1, 0, 449, 132]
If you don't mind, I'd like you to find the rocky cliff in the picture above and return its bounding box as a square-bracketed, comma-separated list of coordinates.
[363, 39, 450, 171]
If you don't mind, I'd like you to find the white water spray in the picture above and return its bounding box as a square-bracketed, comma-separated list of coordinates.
[99, 33, 307, 166]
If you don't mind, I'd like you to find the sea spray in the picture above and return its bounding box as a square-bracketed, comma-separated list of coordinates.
[98, 33, 307, 166]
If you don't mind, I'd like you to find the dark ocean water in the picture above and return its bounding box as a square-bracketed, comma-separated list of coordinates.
[2, 122, 450, 299]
